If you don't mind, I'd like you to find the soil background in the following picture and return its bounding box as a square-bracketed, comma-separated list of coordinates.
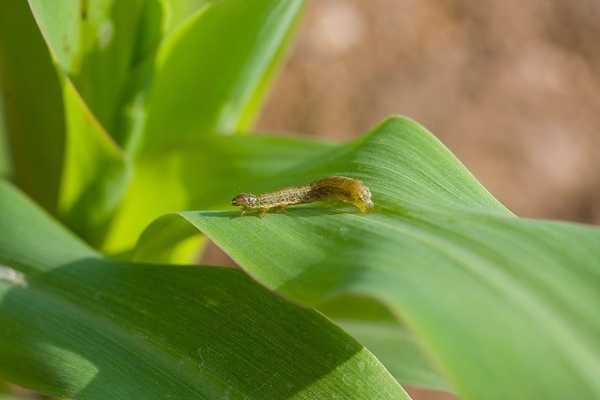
[258, 0, 600, 225]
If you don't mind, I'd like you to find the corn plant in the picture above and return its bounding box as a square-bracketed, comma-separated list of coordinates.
[0, 1, 599, 399]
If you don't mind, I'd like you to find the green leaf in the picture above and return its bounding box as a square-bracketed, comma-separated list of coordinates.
[24, 0, 80, 73]
[162, 0, 208, 33]
[0, 2, 130, 244]
[318, 295, 448, 391]
[0, 0, 66, 213]
[139, 0, 304, 153]
[58, 79, 129, 245]
[0, 181, 409, 400]
[0, 396, 23, 400]
[103, 133, 334, 255]
[0, 100, 11, 179]
[139, 117, 600, 399]
[27, 0, 152, 138]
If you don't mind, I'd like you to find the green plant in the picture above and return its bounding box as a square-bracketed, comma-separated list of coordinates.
[1, 1, 599, 399]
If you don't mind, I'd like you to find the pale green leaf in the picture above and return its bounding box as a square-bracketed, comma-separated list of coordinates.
[162, 0, 208, 33]
[139, 0, 304, 153]
[58, 80, 129, 245]
[139, 117, 600, 399]
[27, 0, 151, 138]
[25, 0, 80, 73]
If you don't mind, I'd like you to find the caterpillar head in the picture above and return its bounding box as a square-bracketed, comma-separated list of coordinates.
[232, 192, 258, 208]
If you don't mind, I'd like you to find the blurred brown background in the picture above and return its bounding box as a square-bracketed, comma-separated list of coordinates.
[258, 0, 600, 225]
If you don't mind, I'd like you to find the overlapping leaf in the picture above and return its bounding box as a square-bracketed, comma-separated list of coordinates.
[0, 181, 409, 400]
[13, 0, 306, 248]
[0, 0, 66, 212]
[0, 1, 130, 243]
[58, 80, 129, 244]
[103, 134, 333, 255]
[162, 0, 208, 33]
[139, 0, 304, 153]
[28, 0, 149, 138]
[138, 117, 600, 399]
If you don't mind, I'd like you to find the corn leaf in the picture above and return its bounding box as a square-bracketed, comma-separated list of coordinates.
[103, 134, 333, 255]
[162, 0, 208, 33]
[0, 0, 66, 212]
[139, 0, 304, 153]
[0, 103, 11, 179]
[58, 80, 129, 245]
[0, 2, 131, 243]
[0, 181, 410, 400]
[138, 117, 600, 399]
[27, 0, 150, 137]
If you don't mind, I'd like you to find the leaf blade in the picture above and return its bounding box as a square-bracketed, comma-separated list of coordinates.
[0, 0, 66, 212]
[139, 0, 304, 152]
[27, 0, 152, 138]
[139, 117, 600, 399]
[0, 181, 409, 400]
[104, 133, 334, 255]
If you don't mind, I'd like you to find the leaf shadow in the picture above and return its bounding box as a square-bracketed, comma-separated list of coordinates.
[203, 205, 365, 220]
[0, 258, 365, 399]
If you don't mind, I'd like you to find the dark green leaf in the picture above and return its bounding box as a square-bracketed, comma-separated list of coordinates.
[0, 181, 409, 399]
[0, 0, 66, 213]
[0, 105, 11, 179]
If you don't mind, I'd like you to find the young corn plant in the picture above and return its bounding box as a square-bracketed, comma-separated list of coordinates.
[1, 1, 599, 399]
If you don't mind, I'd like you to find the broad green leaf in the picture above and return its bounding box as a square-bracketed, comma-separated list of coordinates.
[139, 117, 600, 399]
[318, 295, 448, 391]
[103, 133, 334, 255]
[58, 80, 129, 245]
[24, 0, 80, 72]
[0, 2, 130, 243]
[28, 0, 150, 138]
[139, 0, 304, 153]
[0, 0, 66, 212]
[0, 181, 409, 400]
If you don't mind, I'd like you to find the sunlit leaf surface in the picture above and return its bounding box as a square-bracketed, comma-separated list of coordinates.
[104, 134, 333, 254]
[140, 0, 304, 152]
[28, 0, 149, 137]
[140, 117, 600, 400]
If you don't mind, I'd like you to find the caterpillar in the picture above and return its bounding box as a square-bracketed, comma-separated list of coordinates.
[231, 176, 374, 216]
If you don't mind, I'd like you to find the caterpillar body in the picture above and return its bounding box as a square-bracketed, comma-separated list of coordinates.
[231, 176, 374, 216]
